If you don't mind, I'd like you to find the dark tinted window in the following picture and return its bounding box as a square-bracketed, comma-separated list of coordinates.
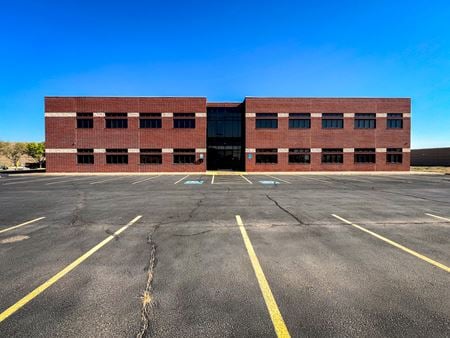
[255, 148, 278, 163]
[173, 149, 196, 164]
[77, 113, 93, 129]
[355, 113, 376, 129]
[140, 119, 162, 128]
[354, 148, 376, 163]
[387, 113, 403, 129]
[77, 148, 94, 164]
[106, 148, 128, 164]
[322, 114, 343, 129]
[322, 148, 344, 163]
[386, 148, 403, 163]
[140, 149, 162, 164]
[288, 148, 310, 163]
[106, 119, 128, 128]
[174, 113, 195, 128]
[256, 113, 278, 129]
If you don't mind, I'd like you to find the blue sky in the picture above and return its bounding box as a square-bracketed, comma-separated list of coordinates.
[0, 0, 449, 148]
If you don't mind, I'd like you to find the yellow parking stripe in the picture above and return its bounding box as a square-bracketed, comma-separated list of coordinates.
[0, 215, 143, 323]
[332, 214, 450, 273]
[0, 217, 46, 234]
[425, 213, 450, 222]
[235, 215, 291, 337]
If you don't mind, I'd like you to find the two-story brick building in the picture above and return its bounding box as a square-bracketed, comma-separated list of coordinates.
[45, 96, 411, 172]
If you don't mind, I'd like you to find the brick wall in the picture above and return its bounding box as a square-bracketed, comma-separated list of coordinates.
[45, 97, 207, 172]
[45, 96, 411, 173]
[244, 98, 411, 172]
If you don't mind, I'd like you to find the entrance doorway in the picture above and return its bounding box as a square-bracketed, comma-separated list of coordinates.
[207, 106, 245, 171]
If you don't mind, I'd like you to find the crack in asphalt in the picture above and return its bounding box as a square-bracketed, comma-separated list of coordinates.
[69, 191, 86, 226]
[136, 196, 205, 337]
[137, 225, 159, 338]
[173, 229, 212, 236]
[265, 194, 305, 225]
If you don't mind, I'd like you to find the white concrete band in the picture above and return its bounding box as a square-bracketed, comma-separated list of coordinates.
[376, 148, 387, 153]
[278, 113, 289, 118]
[45, 113, 76, 117]
[245, 113, 256, 118]
[162, 113, 173, 117]
[278, 148, 289, 153]
[245, 148, 256, 153]
[311, 113, 322, 118]
[195, 113, 206, 117]
[344, 113, 354, 118]
[162, 148, 173, 153]
[311, 148, 321, 153]
[343, 148, 354, 153]
[403, 148, 411, 152]
[195, 148, 206, 153]
[404, 113, 411, 118]
[128, 148, 139, 153]
[94, 112, 105, 117]
[376, 113, 387, 117]
[127, 113, 139, 117]
[46, 148, 77, 153]
[94, 149, 106, 153]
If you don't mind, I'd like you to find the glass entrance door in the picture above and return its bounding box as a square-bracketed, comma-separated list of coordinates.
[207, 106, 244, 171]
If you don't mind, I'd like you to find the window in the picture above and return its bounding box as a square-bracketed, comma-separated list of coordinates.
[322, 148, 344, 163]
[256, 113, 278, 129]
[288, 148, 311, 164]
[77, 113, 93, 129]
[289, 113, 311, 129]
[77, 148, 94, 164]
[106, 149, 128, 164]
[140, 113, 162, 128]
[355, 113, 376, 129]
[386, 148, 403, 163]
[173, 149, 196, 164]
[105, 113, 128, 128]
[255, 149, 278, 164]
[387, 113, 403, 129]
[174, 113, 195, 128]
[322, 113, 344, 128]
[354, 148, 376, 163]
[140, 149, 162, 164]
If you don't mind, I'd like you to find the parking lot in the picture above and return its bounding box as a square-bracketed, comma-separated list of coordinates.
[0, 173, 449, 337]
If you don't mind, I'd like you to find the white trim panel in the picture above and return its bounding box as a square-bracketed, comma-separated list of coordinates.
[45, 112, 76, 117]
[195, 113, 206, 117]
[311, 113, 322, 118]
[94, 112, 105, 117]
[162, 113, 173, 117]
[128, 113, 139, 117]
[278, 113, 289, 118]
[162, 148, 173, 153]
[245, 148, 256, 153]
[195, 148, 206, 153]
[311, 148, 321, 153]
[128, 148, 139, 153]
[344, 113, 354, 118]
[278, 148, 289, 153]
[46, 148, 77, 153]
[404, 113, 411, 118]
[94, 149, 106, 153]
[376, 113, 387, 117]
[376, 148, 386, 153]
[403, 148, 411, 152]
[245, 113, 256, 118]
[343, 148, 354, 153]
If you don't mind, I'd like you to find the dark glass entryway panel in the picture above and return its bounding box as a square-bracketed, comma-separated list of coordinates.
[207, 106, 245, 170]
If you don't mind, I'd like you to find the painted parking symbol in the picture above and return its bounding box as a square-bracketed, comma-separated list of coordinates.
[259, 180, 280, 185]
[184, 180, 204, 185]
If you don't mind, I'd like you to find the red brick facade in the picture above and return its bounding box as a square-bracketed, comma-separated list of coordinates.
[45, 97, 410, 172]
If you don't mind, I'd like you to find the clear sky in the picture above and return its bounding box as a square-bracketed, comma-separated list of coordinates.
[1, 1, 449, 148]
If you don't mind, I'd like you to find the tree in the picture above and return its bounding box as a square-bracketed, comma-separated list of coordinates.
[25, 142, 46, 168]
[1, 142, 26, 169]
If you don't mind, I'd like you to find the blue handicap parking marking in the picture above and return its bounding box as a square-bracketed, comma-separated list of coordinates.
[184, 180, 204, 185]
[259, 180, 280, 185]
